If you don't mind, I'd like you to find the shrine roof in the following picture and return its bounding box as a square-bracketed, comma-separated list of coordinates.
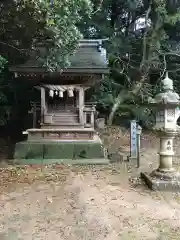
[9, 39, 109, 75]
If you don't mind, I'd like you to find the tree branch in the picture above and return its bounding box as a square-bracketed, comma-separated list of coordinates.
[158, 51, 180, 58]
[0, 41, 28, 52]
[160, 54, 167, 80]
[140, 3, 152, 71]
[92, 0, 103, 15]
[107, 75, 146, 125]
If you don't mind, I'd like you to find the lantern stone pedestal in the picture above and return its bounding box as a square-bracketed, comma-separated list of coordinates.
[141, 129, 180, 191]
[141, 72, 180, 191]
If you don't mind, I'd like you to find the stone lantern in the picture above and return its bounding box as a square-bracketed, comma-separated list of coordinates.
[141, 73, 180, 191]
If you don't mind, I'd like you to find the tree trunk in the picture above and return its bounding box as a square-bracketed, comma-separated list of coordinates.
[107, 91, 125, 125]
[107, 78, 145, 125]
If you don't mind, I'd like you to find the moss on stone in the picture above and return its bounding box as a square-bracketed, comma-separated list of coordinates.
[15, 142, 43, 159]
[43, 142, 74, 159]
[14, 141, 108, 165]
[73, 143, 104, 159]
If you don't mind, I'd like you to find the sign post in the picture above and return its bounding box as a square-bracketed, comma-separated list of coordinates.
[128, 120, 142, 165]
[136, 125, 142, 168]
[130, 120, 137, 160]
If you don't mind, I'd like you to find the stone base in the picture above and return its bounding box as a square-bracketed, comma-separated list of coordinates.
[26, 127, 95, 141]
[14, 158, 110, 165]
[127, 156, 137, 162]
[14, 140, 109, 165]
[141, 172, 180, 192]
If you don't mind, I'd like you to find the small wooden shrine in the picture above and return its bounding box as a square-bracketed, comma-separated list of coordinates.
[10, 39, 109, 164]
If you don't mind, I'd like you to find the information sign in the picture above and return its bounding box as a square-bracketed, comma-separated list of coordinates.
[130, 120, 137, 158]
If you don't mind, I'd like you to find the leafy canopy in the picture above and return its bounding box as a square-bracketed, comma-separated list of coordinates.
[0, 0, 93, 71]
[82, 0, 180, 125]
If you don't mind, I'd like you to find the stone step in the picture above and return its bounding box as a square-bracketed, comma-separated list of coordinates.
[26, 128, 95, 132]
[52, 115, 78, 119]
[26, 127, 95, 141]
[52, 113, 78, 117]
[48, 111, 78, 115]
[53, 119, 78, 122]
[52, 122, 79, 125]
[41, 124, 83, 129]
[52, 116, 79, 123]
[52, 120, 79, 124]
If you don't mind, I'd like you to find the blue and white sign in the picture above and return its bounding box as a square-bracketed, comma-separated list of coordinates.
[130, 120, 137, 158]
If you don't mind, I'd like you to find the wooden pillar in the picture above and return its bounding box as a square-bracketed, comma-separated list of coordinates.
[75, 90, 79, 108]
[32, 103, 37, 128]
[91, 111, 94, 128]
[84, 112, 87, 126]
[78, 87, 84, 125]
[41, 87, 46, 124]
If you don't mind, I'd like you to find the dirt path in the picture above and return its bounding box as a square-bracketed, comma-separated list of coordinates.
[1, 126, 180, 239]
[0, 161, 180, 240]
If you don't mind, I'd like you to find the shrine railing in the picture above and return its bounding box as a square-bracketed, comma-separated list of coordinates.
[83, 103, 96, 128]
[29, 101, 41, 128]
[29, 101, 97, 128]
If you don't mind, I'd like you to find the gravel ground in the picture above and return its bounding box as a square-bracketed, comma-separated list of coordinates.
[0, 127, 180, 239]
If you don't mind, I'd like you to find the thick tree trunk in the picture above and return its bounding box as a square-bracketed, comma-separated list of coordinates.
[107, 91, 125, 125]
[107, 78, 145, 125]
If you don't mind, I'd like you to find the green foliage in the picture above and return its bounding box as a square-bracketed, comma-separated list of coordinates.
[86, 0, 180, 126]
[1, 0, 180, 129]
[0, 0, 178, 128]
[0, 56, 7, 69]
[0, 0, 93, 71]
[0, 56, 10, 125]
[0, 0, 94, 127]
[0, 56, 8, 105]
[92, 77, 117, 111]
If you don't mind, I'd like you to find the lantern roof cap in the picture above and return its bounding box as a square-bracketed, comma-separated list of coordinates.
[161, 72, 174, 92]
[149, 72, 180, 105]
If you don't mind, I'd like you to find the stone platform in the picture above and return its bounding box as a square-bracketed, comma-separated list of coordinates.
[141, 171, 180, 192]
[14, 138, 109, 165]
[25, 128, 95, 141]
